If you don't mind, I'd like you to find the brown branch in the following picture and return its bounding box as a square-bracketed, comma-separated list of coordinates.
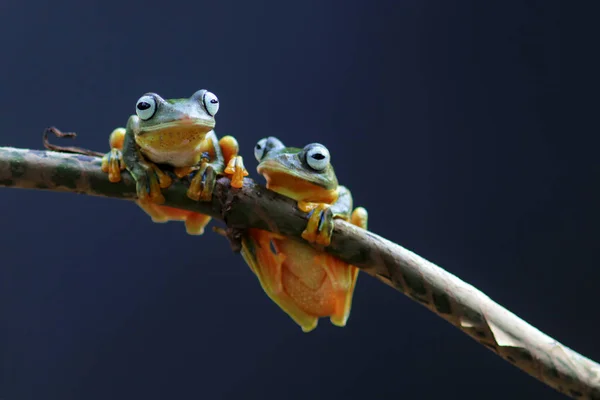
[42, 126, 106, 157]
[1, 146, 599, 399]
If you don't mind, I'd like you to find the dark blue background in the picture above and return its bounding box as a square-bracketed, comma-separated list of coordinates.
[1, 1, 599, 399]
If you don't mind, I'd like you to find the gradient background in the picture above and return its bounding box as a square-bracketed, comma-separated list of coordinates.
[1, 1, 599, 399]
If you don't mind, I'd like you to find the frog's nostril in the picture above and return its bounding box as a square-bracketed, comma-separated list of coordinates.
[179, 115, 193, 124]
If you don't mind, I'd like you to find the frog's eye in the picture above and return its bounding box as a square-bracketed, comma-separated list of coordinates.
[135, 95, 157, 120]
[254, 138, 268, 161]
[305, 144, 330, 171]
[202, 91, 220, 116]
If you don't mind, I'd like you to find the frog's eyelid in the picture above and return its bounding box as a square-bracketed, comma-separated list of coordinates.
[254, 138, 268, 161]
[305, 144, 331, 171]
[202, 91, 220, 116]
[264, 137, 286, 153]
[135, 94, 157, 120]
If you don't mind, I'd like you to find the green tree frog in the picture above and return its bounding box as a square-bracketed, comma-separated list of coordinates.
[101, 89, 247, 234]
[241, 137, 368, 332]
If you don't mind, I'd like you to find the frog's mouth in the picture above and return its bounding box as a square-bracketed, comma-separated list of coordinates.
[136, 119, 215, 150]
[258, 161, 338, 203]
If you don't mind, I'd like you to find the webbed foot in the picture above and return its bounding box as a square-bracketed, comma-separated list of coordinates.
[136, 200, 170, 223]
[136, 202, 212, 235]
[173, 166, 196, 179]
[148, 163, 172, 189]
[301, 203, 334, 246]
[224, 155, 248, 188]
[101, 148, 125, 182]
[101, 128, 127, 182]
[187, 162, 218, 202]
[130, 160, 169, 204]
[184, 212, 212, 235]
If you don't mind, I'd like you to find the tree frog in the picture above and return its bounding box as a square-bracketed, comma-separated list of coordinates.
[240, 137, 368, 332]
[101, 89, 247, 235]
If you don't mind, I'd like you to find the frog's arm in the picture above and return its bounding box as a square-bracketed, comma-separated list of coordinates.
[101, 118, 171, 203]
[206, 130, 226, 171]
[121, 116, 171, 204]
[329, 185, 353, 220]
[301, 185, 354, 246]
[187, 131, 225, 201]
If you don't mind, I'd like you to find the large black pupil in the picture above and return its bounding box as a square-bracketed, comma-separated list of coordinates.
[210, 99, 218, 104]
[312, 153, 325, 160]
[137, 101, 151, 110]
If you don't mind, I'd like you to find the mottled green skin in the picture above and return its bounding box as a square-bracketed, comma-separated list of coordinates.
[120, 90, 225, 203]
[256, 137, 338, 192]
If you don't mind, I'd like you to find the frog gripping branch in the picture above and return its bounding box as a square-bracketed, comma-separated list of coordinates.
[241, 137, 368, 332]
[99, 94, 368, 331]
[100, 89, 248, 235]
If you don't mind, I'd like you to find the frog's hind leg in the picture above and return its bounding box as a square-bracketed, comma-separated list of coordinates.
[109, 127, 126, 150]
[136, 202, 212, 235]
[220, 135, 248, 189]
[351, 207, 368, 231]
[136, 200, 171, 223]
[101, 128, 126, 183]
[184, 212, 212, 235]
[328, 206, 368, 328]
[241, 229, 319, 332]
[219, 135, 239, 165]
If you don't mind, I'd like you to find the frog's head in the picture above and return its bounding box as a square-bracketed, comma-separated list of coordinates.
[132, 89, 219, 151]
[254, 137, 339, 204]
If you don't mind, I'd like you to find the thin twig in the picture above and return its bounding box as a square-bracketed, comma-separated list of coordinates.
[43, 126, 105, 157]
[0, 146, 599, 399]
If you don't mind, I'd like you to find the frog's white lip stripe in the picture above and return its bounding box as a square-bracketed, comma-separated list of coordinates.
[138, 118, 215, 133]
[257, 160, 331, 190]
[256, 159, 288, 175]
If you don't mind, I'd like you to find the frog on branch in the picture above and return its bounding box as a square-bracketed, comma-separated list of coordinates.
[101, 89, 247, 235]
[240, 137, 368, 332]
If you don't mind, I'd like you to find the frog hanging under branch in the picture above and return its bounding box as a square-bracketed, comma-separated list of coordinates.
[240, 136, 368, 332]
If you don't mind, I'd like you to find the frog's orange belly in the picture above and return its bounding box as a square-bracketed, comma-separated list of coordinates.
[281, 267, 338, 316]
[276, 239, 353, 317]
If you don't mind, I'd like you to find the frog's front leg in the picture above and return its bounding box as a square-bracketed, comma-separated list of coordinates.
[187, 160, 218, 201]
[102, 123, 172, 197]
[186, 131, 226, 201]
[121, 117, 171, 204]
[301, 203, 335, 246]
[300, 186, 362, 246]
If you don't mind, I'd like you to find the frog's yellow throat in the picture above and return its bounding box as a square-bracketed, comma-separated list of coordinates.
[259, 168, 339, 205]
[135, 121, 214, 153]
